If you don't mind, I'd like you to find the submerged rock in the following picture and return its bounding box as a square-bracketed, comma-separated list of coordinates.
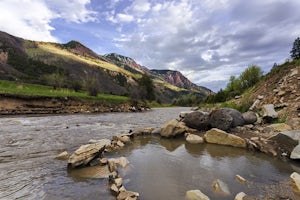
[212, 179, 231, 195]
[68, 139, 111, 168]
[234, 192, 246, 200]
[160, 119, 187, 137]
[185, 190, 210, 200]
[182, 111, 210, 131]
[204, 128, 246, 148]
[290, 172, 300, 193]
[235, 175, 246, 183]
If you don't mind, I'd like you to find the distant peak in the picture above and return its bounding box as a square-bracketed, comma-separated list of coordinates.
[63, 40, 84, 49]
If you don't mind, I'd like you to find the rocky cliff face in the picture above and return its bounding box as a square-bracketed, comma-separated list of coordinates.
[151, 69, 213, 94]
[104, 53, 149, 74]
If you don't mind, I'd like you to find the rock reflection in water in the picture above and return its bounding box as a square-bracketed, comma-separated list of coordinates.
[119, 136, 300, 200]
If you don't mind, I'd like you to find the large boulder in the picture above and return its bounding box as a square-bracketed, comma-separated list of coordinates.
[269, 130, 300, 158]
[68, 139, 111, 168]
[262, 104, 278, 122]
[160, 119, 187, 137]
[182, 111, 210, 131]
[242, 111, 257, 124]
[204, 128, 246, 148]
[186, 190, 210, 200]
[209, 108, 244, 131]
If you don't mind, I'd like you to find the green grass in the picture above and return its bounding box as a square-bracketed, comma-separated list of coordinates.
[0, 80, 129, 104]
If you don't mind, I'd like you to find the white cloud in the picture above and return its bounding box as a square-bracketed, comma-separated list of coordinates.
[113, 0, 300, 91]
[116, 13, 135, 23]
[132, 0, 151, 14]
[0, 0, 96, 42]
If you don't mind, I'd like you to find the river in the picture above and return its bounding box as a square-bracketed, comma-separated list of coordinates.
[0, 107, 299, 199]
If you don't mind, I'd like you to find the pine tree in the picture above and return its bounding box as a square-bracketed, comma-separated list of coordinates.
[291, 37, 300, 59]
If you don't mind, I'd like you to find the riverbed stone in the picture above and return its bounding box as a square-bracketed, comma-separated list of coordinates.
[55, 151, 69, 160]
[114, 177, 123, 187]
[204, 128, 246, 148]
[111, 183, 119, 193]
[242, 111, 257, 124]
[186, 134, 204, 144]
[235, 175, 246, 183]
[117, 140, 125, 148]
[68, 139, 111, 168]
[119, 135, 131, 143]
[160, 119, 187, 137]
[267, 123, 292, 132]
[234, 192, 246, 200]
[290, 172, 300, 193]
[117, 191, 139, 200]
[182, 111, 210, 131]
[212, 179, 231, 195]
[185, 190, 210, 200]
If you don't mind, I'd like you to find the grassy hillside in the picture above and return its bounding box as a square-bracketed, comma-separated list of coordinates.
[0, 80, 128, 104]
[0, 31, 211, 104]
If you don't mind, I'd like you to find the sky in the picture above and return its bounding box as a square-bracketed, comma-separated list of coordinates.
[0, 0, 300, 92]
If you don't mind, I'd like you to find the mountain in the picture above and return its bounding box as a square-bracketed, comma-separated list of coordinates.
[150, 69, 212, 93]
[0, 31, 212, 103]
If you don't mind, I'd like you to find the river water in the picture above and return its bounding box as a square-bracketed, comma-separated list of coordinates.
[0, 107, 299, 200]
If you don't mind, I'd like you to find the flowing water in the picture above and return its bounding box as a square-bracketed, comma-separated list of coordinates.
[0, 107, 299, 200]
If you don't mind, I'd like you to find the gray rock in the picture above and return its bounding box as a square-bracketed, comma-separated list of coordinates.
[209, 108, 244, 131]
[269, 130, 300, 156]
[179, 111, 193, 119]
[291, 145, 300, 159]
[249, 99, 260, 111]
[242, 111, 257, 124]
[262, 104, 278, 122]
[160, 119, 187, 137]
[209, 109, 233, 131]
[186, 190, 210, 200]
[68, 139, 111, 168]
[182, 111, 210, 131]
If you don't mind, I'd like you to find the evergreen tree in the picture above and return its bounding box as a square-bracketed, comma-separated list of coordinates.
[291, 37, 300, 59]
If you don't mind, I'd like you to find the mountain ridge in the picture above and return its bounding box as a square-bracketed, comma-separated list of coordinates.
[0, 31, 212, 103]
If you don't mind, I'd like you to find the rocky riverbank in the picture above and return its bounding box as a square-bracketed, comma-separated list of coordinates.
[59, 104, 300, 199]
[0, 93, 148, 115]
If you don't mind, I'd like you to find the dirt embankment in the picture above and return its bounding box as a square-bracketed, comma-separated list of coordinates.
[0, 93, 146, 115]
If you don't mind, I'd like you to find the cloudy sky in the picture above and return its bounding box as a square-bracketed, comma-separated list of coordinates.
[0, 0, 300, 91]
